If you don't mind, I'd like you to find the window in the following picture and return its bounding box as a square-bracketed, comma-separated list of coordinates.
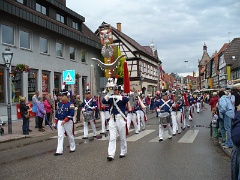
[42, 72, 49, 97]
[70, 47, 75, 60]
[28, 70, 37, 101]
[20, 30, 30, 49]
[40, 37, 48, 54]
[11, 72, 22, 103]
[72, 21, 78, 30]
[81, 50, 86, 62]
[36, 3, 46, 15]
[56, 13, 65, 24]
[56, 42, 63, 57]
[16, 0, 24, 4]
[2, 24, 14, 45]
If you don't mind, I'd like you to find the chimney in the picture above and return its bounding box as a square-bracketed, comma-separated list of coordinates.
[117, 23, 121, 32]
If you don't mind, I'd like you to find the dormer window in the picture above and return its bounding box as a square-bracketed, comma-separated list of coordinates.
[56, 13, 65, 24]
[36, 3, 47, 15]
[72, 21, 79, 30]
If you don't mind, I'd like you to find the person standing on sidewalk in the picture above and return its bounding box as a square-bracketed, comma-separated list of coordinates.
[20, 97, 30, 135]
[231, 105, 240, 180]
[54, 90, 75, 156]
[32, 91, 39, 128]
[218, 90, 235, 148]
[36, 96, 46, 132]
[75, 95, 82, 124]
[44, 95, 52, 125]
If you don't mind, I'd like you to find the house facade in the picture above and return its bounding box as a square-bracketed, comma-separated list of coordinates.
[0, 0, 102, 120]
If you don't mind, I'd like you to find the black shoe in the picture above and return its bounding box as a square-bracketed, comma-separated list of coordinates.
[23, 132, 29, 135]
[82, 137, 88, 139]
[107, 156, 114, 161]
[28, 129, 32, 132]
[35, 126, 38, 128]
[54, 153, 63, 156]
[69, 150, 75, 153]
[119, 155, 125, 158]
[173, 134, 176, 136]
[93, 136, 97, 138]
[159, 139, 163, 142]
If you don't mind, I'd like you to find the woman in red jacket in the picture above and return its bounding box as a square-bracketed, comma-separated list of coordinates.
[209, 92, 219, 111]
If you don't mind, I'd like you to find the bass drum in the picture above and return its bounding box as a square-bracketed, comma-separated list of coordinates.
[159, 112, 171, 126]
[83, 111, 94, 122]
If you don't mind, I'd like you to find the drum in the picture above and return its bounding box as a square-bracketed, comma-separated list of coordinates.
[159, 112, 170, 125]
[184, 106, 190, 112]
[83, 111, 94, 122]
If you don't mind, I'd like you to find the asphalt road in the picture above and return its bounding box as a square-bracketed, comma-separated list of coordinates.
[0, 105, 230, 180]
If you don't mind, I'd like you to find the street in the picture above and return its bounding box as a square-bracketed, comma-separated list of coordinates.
[0, 105, 230, 180]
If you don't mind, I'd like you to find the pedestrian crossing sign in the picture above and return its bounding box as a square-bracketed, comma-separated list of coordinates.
[63, 70, 75, 84]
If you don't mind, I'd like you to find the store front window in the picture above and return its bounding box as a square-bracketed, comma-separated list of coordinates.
[28, 70, 37, 101]
[54, 73, 61, 95]
[12, 72, 22, 103]
[0, 68, 4, 103]
[42, 72, 49, 97]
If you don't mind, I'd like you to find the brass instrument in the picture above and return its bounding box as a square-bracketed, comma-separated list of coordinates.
[138, 96, 146, 109]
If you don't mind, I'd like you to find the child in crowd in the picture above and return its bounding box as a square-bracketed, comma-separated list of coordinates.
[211, 107, 219, 139]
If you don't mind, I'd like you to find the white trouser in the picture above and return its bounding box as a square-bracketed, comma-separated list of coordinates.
[183, 107, 190, 128]
[196, 102, 201, 113]
[158, 122, 172, 139]
[108, 114, 127, 158]
[171, 111, 182, 134]
[100, 111, 110, 133]
[56, 120, 75, 153]
[136, 110, 145, 131]
[73, 107, 78, 122]
[83, 120, 97, 137]
[127, 112, 139, 133]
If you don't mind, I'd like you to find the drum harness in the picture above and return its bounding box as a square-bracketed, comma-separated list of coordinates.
[83, 98, 95, 112]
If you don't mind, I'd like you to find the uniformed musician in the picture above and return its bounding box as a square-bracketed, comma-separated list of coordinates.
[154, 90, 173, 141]
[126, 95, 139, 134]
[81, 86, 97, 139]
[54, 90, 75, 156]
[136, 95, 146, 132]
[196, 93, 202, 113]
[171, 92, 184, 135]
[102, 85, 129, 161]
[98, 91, 110, 134]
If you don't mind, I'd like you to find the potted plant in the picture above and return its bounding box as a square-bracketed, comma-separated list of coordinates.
[14, 64, 30, 73]
[75, 73, 81, 79]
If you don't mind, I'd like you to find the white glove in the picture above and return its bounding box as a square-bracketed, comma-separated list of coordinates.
[82, 108, 85, 112]
[104, 94, 110, 101]
[157, 109, 160, 113]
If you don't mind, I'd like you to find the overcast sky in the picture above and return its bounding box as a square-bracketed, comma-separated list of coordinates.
[66, 0, 240, 76]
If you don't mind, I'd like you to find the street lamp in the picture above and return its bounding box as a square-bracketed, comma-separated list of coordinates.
[2, 47, 13, 134]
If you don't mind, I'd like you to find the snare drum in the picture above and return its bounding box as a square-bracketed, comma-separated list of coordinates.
[83, 111, 94, 122]
[159, 112, 170, 125]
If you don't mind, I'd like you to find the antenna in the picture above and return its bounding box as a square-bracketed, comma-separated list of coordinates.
[228, 32, 231, 43]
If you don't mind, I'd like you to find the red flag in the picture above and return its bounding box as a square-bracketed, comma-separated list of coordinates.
[124, 61, 130, 93]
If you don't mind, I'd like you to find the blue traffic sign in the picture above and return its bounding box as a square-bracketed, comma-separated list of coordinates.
[63, 70, 75, 84]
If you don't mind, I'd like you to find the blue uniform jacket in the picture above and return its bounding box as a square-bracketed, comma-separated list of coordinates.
[153, 99, 173, 113]
[102, 96, 129, 116]
[55, 101, 74, 121]
[81, 98, 97, 112]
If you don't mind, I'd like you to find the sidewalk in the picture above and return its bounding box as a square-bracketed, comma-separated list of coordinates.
[0, 112, 156, 143]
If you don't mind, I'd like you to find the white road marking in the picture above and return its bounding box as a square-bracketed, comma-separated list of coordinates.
[127, 130, 155, 142]
[149, 131, 169, 142]
[178, 130, 199, 143]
